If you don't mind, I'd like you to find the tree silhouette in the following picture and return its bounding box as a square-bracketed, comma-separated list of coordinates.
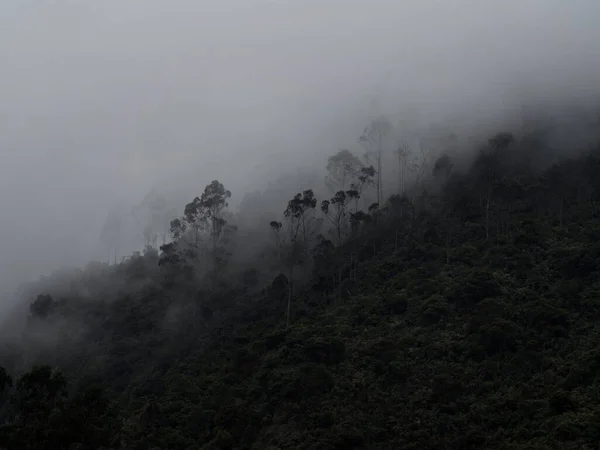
[199, 180, 232, 252]
[321, 190, 351, 246]
[281, 189, 318, 326]
[395, 140, 412, 195]
[99, 206, 124, 265]
[359, 116, 393, 205]
[183, 196, 207, 247]
[474, 131, 515, 240]
[325, 149, 363, 193]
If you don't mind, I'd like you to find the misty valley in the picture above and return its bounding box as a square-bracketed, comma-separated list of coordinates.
[2, 1, 600, 449]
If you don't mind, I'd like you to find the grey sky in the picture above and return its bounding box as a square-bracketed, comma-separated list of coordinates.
[1, 0, 600, 294]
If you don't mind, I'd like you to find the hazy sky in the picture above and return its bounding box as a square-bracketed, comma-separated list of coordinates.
[1, 0, 600, 294]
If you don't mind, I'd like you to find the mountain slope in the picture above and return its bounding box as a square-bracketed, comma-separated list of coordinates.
[3, 140, 600, 449]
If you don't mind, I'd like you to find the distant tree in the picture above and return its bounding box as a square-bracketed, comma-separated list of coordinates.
[280, 189, 318, 327]
[368, 202, 380, 224]
[321, 190, 351, 246]
[359, 116, 393, 205]
[347, 165, 376, 212]
[474, 131, 515, 239]
[269, 215, 297, 328]
[161, 206, 178, 247]
[178, 181, 231, 250]
[325, 149, 363, 193]
[199, 180, 232, 252]
[269, 221, 284, 266]
[183, 196, 207, 247]
[212, 223, 238, 281]
[142, 224, 155, 251]
[169, 217, 188, 241]
[99, 206, 123, 265]
[158, 242, 181, 267]
[189, 180, 232, 288]
[410, 142, 432, 202]
[388, 194, 415, 222]
[285, 190, 318, 262]
[395, 140, 412, 195]
[349, 210, 371, 236]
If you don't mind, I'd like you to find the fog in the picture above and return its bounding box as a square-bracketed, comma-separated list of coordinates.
[1, 0, 600, 299]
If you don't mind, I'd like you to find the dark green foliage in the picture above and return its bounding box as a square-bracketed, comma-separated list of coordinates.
[0, 366, 113, 450]
[7, 139, 600, 449]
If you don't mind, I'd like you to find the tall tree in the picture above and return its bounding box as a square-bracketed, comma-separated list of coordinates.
[395, 140, 412, 195]
[325, 149, 363, 193]
[183, 196, 208, 247]
[346, 165, 376, 213]
[359, 116, 393, 205]
[281, 189, 318, 327]
[321, 190, 351, 246]
[199, 180, 232, 252]
[285, 190, 318, 262]
[473, 131, 515, 240]
[99, 206, 123, 265]
[269, 220, 284, 266]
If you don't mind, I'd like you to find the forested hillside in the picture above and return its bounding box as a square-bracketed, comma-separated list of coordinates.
[2, 117, 600, 449]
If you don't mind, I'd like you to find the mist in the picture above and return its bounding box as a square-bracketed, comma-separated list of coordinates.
[1, 0, 600, 301]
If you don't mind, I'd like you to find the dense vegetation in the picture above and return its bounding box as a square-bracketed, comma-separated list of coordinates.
[2, 115, 600, 449]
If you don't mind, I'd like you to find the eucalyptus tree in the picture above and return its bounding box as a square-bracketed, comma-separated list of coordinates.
[277, 189, 318, 327]
[199, 180, 232, 252]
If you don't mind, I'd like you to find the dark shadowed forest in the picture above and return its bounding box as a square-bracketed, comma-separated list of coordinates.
[2, 105, 600, 449]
